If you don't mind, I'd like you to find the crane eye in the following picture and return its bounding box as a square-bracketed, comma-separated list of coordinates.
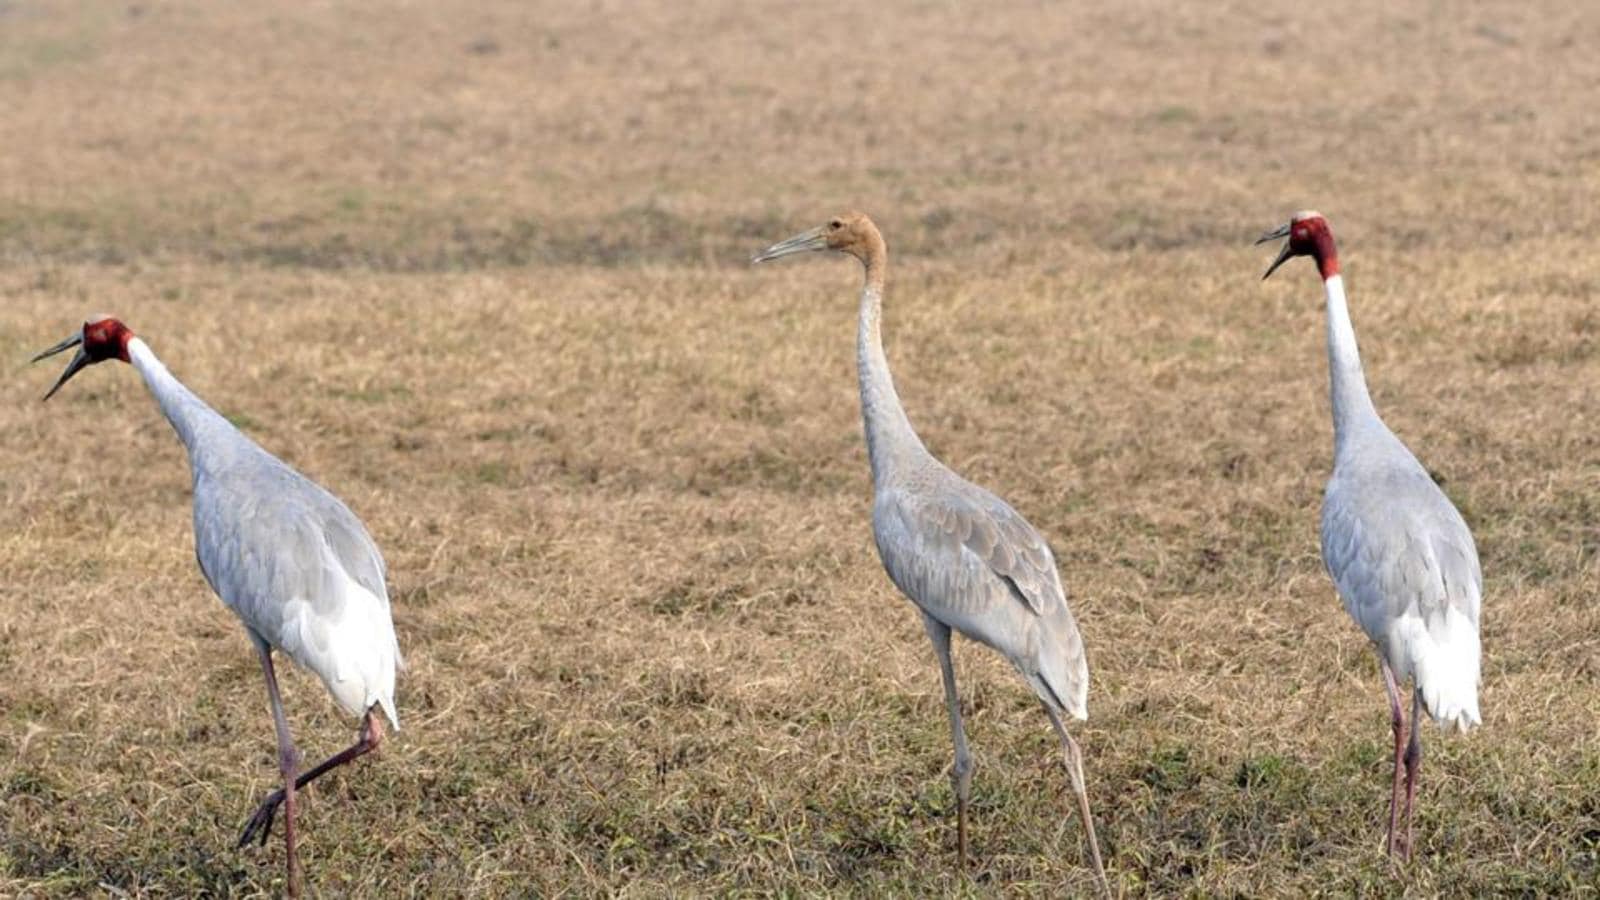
[829, 219, 843, 230]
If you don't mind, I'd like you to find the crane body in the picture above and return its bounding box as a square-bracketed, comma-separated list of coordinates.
[34, 316, 401, 898]
[755, 214, 1107, 895]
[1260, 212, 1481, 861]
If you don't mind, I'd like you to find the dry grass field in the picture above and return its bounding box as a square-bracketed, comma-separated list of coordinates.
[3, 0, 1599, 895]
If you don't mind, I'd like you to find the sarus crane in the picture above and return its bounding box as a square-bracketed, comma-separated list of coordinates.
[33, 315, 402, 897]
[1259, 212, 1482, 861]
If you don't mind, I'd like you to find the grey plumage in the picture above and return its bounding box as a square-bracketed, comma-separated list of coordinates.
[1260, 211, 1481, 862]
[32, 316, 400, 898]
[874, 471, 1088, 717]
[142, 339, 402, 728]
[1321, 428, 1482, 730]
[192, 451, 402, 722]
[755, 213, 1107, 894]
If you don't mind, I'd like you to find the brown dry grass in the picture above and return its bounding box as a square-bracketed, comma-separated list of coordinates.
[2, 0, 1599, 896]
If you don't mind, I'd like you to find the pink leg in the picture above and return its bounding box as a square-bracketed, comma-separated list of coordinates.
[238, 709, 385, 849]
[255, 644, 301, 899]
[1380, 659, 1406, 861]
[1400, 688, 1423, 861]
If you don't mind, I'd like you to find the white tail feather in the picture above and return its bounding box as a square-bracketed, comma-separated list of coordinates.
[1396, 609, 1481, 732]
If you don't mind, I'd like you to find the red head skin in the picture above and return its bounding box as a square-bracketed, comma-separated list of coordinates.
[1287, 212, 1341, 280]
[83, 315, 135, 363]
[34, 314, 137, 401]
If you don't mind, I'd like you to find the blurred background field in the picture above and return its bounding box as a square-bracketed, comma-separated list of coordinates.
[2, 1, 1598, 895]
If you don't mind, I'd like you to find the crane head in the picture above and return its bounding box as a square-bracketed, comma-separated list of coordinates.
[752, 212, 885, 267]
[1254, 209, 1331, 280]
[31, 315, 134, 401]
[1256, 210, 1339, 280]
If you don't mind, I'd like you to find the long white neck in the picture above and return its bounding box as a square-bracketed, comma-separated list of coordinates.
[127, 338, 243, 470]
[857, 274, 926, 484]
[1323, 274, 1379, 456]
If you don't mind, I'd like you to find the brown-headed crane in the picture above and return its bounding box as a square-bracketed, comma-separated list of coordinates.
[754, 214, 1109, 894]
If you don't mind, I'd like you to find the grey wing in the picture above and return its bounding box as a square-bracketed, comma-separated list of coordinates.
[193, 458, 389, 638]
[1321, 466, 1482, 643]
[304, 477, 390, 609]
[193, 454, 403, 724]
[875, 479, 1090, 716]
[873, 480, 1065, 624]
[953, 485, 1066, 617]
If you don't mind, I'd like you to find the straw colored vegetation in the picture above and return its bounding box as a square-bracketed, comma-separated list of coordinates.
[3, 0, 1599, 895]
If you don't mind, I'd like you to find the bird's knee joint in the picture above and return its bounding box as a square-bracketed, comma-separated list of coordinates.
[952, 753, 975, 782]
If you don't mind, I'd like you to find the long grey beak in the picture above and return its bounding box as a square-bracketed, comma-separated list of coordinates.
[1256, 222, 1295, 280]
[31, 333, 90, 401]
[752, 226, 828, 264]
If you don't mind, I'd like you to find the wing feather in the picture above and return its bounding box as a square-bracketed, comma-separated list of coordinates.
[192, 449, 401, 721]
[1321, 451, 1482, 730]
[874, 478, 1064, 621]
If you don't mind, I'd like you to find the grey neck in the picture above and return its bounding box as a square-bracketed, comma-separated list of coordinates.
[857, 273, 926, 484]
[1323, 274, 1379, 457]
[127, 337, 243, 471]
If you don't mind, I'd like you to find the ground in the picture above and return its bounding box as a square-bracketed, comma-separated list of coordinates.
[2, 1, 1598, 896]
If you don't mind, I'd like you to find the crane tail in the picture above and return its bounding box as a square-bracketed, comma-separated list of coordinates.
[375, 693, 401, 732]
[1403, 609, 1482, 732]
[1031, 616, 1089, 721]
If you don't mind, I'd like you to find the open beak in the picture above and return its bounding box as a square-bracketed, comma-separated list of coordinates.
[30, 332, 90, 401]
[752, 226, 829, 264]
[1255, 221, 1295, 280]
